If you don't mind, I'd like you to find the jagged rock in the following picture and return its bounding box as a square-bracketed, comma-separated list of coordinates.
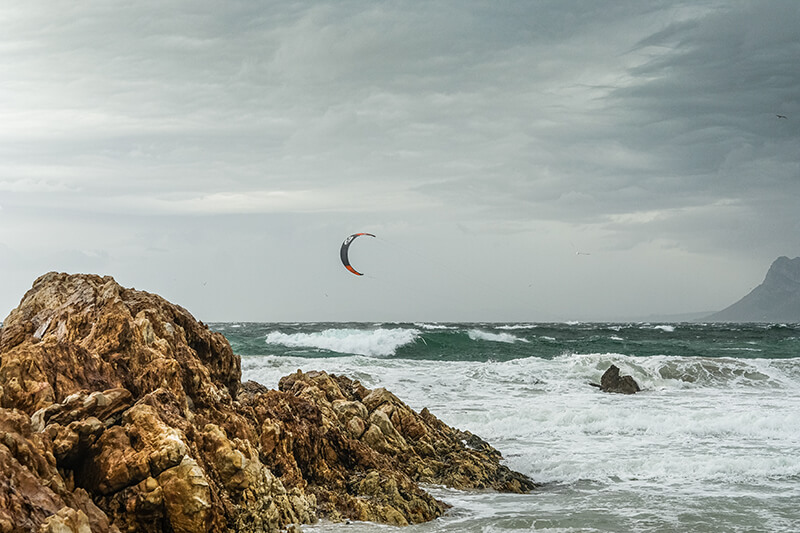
[39, 507, 93, 533]
[158, 456, 212, 533]
[0, 408, 116, 533]
[595, 365, 641, 394]
[275, 370, 536, 495]
[0, 273, 534, 532]
[32, 388, 133, 432]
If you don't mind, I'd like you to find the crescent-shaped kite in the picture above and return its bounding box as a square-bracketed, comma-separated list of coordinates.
[340, 232, 375, 276]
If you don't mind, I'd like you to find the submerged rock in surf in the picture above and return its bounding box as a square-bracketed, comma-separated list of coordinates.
[0, 272, 534, 532]
[592, 364, 641, 394]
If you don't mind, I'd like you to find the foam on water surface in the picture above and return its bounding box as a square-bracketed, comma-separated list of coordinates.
[227, 322, 800, 532]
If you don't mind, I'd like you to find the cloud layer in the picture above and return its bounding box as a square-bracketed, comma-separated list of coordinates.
[1, 1, 798, 321]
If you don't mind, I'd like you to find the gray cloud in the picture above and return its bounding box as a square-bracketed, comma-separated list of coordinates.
[1, 1, 798, 321]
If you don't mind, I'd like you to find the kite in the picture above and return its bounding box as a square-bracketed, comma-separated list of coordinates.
[340, 232, 375, 276]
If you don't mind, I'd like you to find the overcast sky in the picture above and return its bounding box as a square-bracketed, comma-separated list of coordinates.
[1, 1, 798, 322]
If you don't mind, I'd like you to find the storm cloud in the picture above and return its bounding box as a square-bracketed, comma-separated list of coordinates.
[1, 1, 798, 321]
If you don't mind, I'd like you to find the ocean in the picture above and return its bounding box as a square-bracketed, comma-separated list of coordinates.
[212, 322, 800, 533]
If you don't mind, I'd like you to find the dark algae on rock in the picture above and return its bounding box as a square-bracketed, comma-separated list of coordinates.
[0, 272, 534, 532]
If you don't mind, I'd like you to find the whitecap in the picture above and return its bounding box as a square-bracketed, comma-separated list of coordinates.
[414, 322, 454, 330]
[468, 329, 529, 344]
[264, 327, 419, 357]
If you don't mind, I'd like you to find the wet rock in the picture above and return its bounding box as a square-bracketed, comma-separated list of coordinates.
[596, 364, 641, 394]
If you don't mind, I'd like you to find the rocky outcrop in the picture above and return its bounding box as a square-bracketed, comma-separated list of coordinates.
[0, 272, 534, 532]
[253, 370, 535, 524]
[591, 365, 641, 394]
[706, 256, 800, 322]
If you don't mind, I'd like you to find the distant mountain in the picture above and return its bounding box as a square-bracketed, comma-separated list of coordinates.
[706, 256, 800, 322]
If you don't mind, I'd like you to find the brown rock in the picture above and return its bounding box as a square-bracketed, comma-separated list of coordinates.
[0, 272, 240, 415]
[271, 370, 536, 499]
[0, 409, 64, 532]
[32, 388, 133, 432]
[0, 408, 116, 533]
[598, 364, 641, 394]
[158, 456, 212, 533]
[0, 272, 534, 531]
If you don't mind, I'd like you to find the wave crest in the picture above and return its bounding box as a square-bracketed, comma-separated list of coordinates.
[467, 329, 529, 344]
[264, 328, 420, 357]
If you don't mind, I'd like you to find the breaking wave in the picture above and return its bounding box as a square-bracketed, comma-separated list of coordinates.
[467, 329, 529, 344]
[264, 327, 420, 357]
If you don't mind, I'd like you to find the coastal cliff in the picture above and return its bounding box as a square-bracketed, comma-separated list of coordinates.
[0, 272, 534, 532]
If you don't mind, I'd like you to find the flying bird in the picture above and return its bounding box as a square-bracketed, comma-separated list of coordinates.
[776, 114, 788, 119]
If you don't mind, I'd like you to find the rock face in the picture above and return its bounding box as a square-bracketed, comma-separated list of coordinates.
[595, 365, 640, 394]
[706, 256, 800, 322]
[0, 272, 534, 532]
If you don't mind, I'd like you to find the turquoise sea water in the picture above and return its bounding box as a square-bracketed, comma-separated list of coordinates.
[214, 322, 800, 532]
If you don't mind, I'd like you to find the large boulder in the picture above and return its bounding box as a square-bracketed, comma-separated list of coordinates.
[0, 273, 535, 532]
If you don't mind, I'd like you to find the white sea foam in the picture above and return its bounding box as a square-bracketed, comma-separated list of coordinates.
[239, 323, 800, 533]
[468, 329, 529, 344]
[414, 322, 454, 330]
[496, 324, 537, 330]
[555, 352, 800, 391]
[243, 352, 800, 480]
[264, 328, 420, 357]
[653, 324, 675, 332]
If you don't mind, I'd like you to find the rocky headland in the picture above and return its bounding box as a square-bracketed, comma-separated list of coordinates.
[706, 256, 800, 322]
[0, 272, 534, 532]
